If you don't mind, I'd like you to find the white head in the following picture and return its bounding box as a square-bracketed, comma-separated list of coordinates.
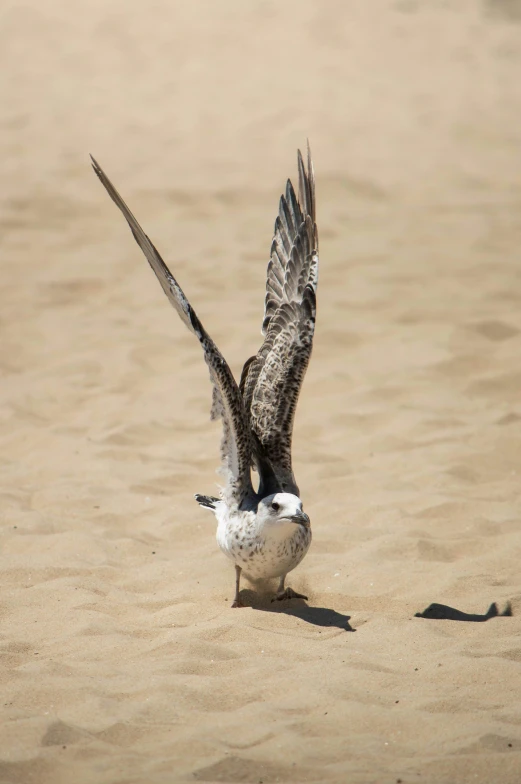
[256, 492, 311, 532]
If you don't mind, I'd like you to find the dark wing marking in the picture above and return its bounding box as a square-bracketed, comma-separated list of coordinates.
[194, 494, 219, 511]
[241, 146, 318, 496]
[91, 156, 254, 507]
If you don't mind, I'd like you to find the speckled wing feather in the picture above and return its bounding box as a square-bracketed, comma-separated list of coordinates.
[262, 143, 318, 335]
[91, 157, 254, 507]
[240, 147, 318, 496]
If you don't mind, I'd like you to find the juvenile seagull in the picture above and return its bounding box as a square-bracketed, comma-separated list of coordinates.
[92, 147, 318, 607]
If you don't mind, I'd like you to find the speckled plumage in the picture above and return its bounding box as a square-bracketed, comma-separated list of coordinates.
[92, 146, 318, 606]
[216, 499, 312, 581]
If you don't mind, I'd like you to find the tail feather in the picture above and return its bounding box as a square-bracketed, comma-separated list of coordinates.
[195, 494, 219, 511]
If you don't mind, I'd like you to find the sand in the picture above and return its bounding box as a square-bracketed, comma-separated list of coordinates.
[1, 1, 521, 782]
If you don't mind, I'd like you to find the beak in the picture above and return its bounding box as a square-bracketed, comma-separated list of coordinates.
[289, 510, 311, 528]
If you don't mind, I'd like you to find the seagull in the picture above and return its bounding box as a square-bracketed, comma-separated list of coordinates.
[91, 146, 318, 607]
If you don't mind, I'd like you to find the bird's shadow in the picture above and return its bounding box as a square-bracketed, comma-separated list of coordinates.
[239, 589, 355, 631]
[415, 601, 513, 622]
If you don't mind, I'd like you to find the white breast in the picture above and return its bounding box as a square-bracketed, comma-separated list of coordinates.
[216, 504, 311, 580]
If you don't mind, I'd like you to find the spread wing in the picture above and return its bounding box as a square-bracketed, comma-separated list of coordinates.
[91, 157, 254, 507]
[240, 145, 318, 496]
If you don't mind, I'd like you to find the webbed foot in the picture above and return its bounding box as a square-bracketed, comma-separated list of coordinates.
[272, 587, 308, 602]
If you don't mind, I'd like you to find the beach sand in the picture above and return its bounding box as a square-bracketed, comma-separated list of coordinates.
[1, 1, 521, 782]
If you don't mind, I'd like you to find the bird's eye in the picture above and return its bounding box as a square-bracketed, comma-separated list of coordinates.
[271, 502, 280, 512]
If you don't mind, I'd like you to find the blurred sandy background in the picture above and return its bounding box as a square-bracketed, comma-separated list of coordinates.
[1, 1, 521, 782]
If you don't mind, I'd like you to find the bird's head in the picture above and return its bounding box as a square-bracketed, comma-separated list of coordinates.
[257, 493, 310, 531]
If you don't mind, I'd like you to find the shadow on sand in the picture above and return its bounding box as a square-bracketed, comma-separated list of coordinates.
[415, 601, 512, 622]
[239, 589, 355, 631]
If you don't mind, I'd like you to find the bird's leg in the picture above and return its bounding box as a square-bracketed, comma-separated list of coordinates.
[231, 565, 244, 608]
[273, 574, 308, 602]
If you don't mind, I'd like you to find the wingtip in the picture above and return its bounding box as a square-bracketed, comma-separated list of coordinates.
[306, 139, 314, 177]
[297, 140, 313, 169]
[90, 154, 103, 179]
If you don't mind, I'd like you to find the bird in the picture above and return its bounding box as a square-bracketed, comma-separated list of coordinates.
[91, 145, 318, 607]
